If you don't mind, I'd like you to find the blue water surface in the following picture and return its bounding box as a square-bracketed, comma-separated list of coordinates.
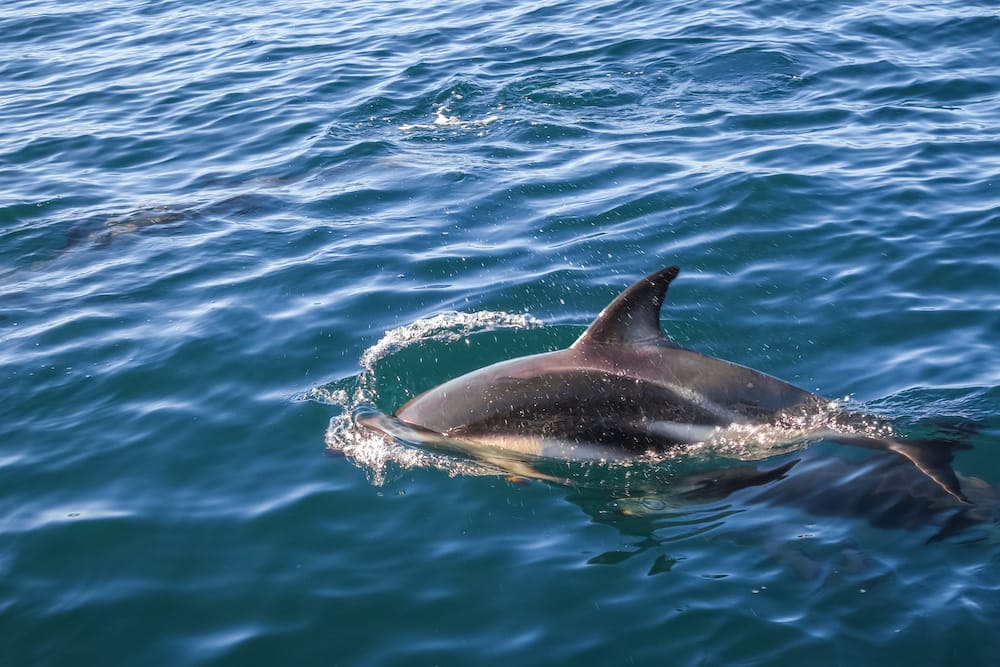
[2, 0, 999, 664]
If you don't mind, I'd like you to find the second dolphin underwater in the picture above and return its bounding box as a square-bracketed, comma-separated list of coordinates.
[357, 265, 970, 504]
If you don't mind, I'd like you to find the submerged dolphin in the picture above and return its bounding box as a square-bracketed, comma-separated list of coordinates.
[358, 265, 968, 503]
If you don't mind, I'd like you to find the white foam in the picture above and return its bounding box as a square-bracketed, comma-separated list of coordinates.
[399, 101, 502, 134]
[640, 399, 898, 463]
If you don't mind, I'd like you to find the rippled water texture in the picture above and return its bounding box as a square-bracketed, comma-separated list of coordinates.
[2, 0, 999, 664]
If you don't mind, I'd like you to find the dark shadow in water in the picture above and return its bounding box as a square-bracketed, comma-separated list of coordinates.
[58, 190, 288, 256]
[564, 423, 998, 574]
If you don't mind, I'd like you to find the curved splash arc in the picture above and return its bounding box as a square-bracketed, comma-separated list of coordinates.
[358, 310, 544, 370]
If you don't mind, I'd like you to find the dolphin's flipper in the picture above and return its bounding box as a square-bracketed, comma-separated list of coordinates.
[823, 433, 969, 503]
[573, 265, 682, 348]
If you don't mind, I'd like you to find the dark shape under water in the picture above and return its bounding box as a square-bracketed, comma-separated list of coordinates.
[358, 265, 971, 506]
[573, 443, 997, 549]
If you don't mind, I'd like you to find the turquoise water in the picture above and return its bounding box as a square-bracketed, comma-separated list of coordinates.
[3, 0, 999, 664]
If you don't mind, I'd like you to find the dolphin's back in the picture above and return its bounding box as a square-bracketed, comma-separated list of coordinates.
[395, 344, 819, 454]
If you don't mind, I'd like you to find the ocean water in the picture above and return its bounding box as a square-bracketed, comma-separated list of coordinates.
[2, 0, 999, 664]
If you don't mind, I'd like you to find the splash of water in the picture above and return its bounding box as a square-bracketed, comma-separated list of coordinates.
[358, 310, 543, 370]
[398, 98, 502, 134]
[316, 310, 544, 485]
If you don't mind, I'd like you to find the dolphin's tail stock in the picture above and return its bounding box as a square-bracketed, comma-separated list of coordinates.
[822, 432, 970, 504]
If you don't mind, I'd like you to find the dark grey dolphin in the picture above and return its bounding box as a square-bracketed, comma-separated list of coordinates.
[358, 265, 968, 503]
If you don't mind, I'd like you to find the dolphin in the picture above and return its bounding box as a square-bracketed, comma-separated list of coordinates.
[357, 265, 969, 503]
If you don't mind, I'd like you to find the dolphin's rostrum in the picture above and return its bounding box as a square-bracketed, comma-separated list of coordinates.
[358, 265, 968, 503]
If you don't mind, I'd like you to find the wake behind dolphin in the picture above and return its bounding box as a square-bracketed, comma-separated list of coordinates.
[357, 265, 969, 503]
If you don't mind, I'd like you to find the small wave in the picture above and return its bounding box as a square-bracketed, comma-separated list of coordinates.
[398, 100, 503, 135]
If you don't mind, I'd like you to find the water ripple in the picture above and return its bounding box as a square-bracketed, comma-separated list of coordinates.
[2, 0, 999, 664]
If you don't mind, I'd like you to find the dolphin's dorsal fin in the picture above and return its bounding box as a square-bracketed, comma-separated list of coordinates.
[573, 265, 681, 348]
